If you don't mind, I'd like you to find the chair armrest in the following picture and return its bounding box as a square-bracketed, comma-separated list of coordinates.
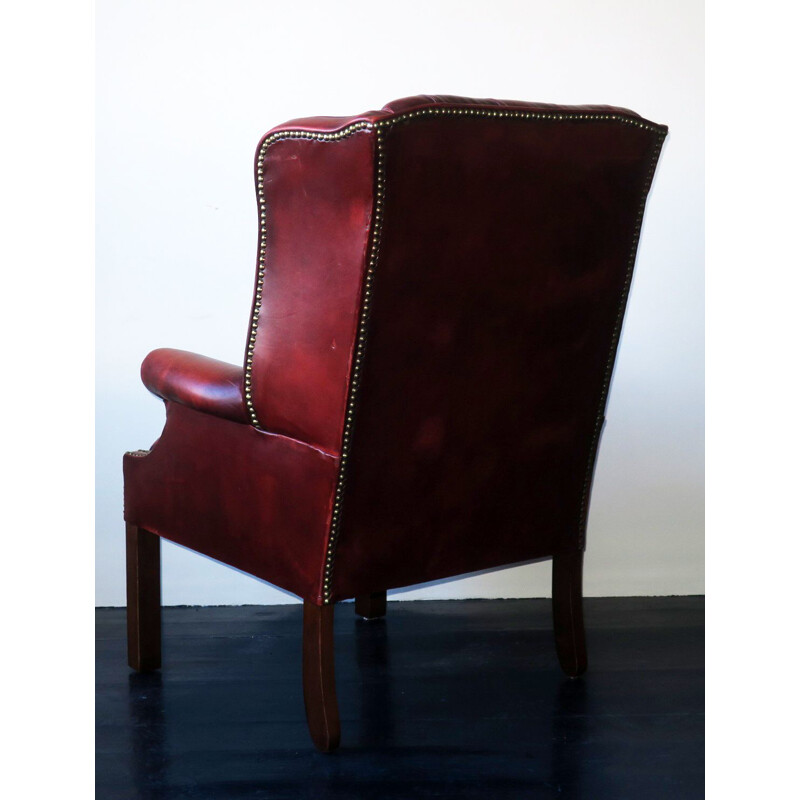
[141, 348, 248, 424]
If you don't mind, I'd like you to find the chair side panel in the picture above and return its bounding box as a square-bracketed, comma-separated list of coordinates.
[332, 113, 664, 599]
[247, 130, 375, 454]
[124, 403, 339, 602]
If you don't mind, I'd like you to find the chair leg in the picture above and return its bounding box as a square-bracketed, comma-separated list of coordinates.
[126, 523, 162, 672]
[302, 601, 341, 752]
[552, 551, 588, 677]
[355, 590, 387, 619]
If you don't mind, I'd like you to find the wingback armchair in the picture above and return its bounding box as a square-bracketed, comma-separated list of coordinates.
[124, 95, 667, 752]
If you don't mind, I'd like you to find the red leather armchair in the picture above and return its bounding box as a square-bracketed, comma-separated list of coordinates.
[124, 95, 667, 752]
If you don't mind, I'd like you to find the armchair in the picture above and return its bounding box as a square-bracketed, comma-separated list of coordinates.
[123, 95, 667, 752]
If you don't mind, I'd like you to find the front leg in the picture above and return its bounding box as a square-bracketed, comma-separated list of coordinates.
[302, 601, 341, 752]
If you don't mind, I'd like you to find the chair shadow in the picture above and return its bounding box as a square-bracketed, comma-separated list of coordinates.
[354, 616, 395, 746]
[549, 676, 589, 795]
[350, 608, 590, 795]
[127, 671, 168, 800]
[124, 611, 591, 799]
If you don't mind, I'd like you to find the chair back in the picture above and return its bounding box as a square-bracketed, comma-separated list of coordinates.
[331, 100, 667, 598]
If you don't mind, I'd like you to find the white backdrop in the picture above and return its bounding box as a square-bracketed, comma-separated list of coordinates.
[96, 0, 703, 606]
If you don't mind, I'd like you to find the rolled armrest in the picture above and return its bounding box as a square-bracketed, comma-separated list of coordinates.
[141, 348, 248, 424]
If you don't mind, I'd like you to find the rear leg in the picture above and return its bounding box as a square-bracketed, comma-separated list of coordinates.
[552, 551, 588, 677]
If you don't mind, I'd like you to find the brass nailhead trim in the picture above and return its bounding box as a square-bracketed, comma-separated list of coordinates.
[373, 105, 665, 133]
[125, 449, 150, 458]
[244, 121, 374, 429]
[321, 123, 390, 602]
[576, 129, 667, 547]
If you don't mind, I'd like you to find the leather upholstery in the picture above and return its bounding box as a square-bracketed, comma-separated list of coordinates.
[271, 96, 644, 136]
[141, 348, 248, 424]
[246, 129, 375, 454]
[124, 95, 667, 605]
[331, 111, 660, 601]
[125, 402, 338, 601]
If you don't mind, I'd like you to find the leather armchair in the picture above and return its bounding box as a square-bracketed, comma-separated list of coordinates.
[123, 95, 667, 752]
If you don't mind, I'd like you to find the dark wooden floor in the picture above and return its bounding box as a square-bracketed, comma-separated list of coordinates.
[96, 597, 704, 799]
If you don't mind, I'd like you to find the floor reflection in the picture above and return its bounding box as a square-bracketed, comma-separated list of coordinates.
[550, 676, 588, 795]
[128, 671, 167, 799]
[355, 616, 395, 746]
[103, 599, 703, 799]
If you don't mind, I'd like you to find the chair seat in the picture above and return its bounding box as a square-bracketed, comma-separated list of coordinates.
[141, 348, 248, 424]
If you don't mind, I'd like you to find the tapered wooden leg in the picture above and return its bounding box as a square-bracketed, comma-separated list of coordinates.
[552, 551, 588, 677]
[126, 523, 162, 672]
[355, 591, 387, 619]
[302, 601, 340, 752]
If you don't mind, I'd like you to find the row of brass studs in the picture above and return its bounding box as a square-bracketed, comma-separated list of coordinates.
[125, 449, 150, 457]
[576, 130, 668, 547]
[321, 126, 388, 602]
[243, 121, 375, 428]
[383, 105, 666, 133]
[241, 106, 664, 601]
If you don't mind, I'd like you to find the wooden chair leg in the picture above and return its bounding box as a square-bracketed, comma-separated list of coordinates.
[302, 601, 340, 752]
[355, 590, 387, 619]
[552, 551, 588, 677]
[126, 523, 162, 672]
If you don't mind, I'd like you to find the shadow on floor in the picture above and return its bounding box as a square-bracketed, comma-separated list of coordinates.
[97, 597, 704, 799]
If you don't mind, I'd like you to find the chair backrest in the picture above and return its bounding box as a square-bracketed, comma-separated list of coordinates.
[245, 96, 667, 602]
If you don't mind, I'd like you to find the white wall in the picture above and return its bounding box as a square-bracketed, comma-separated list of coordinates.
[96, 0, 703, 606]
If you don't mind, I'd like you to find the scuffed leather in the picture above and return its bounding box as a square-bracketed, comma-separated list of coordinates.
[125, 96, 667, 605]
[141, 348, 248, 424]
